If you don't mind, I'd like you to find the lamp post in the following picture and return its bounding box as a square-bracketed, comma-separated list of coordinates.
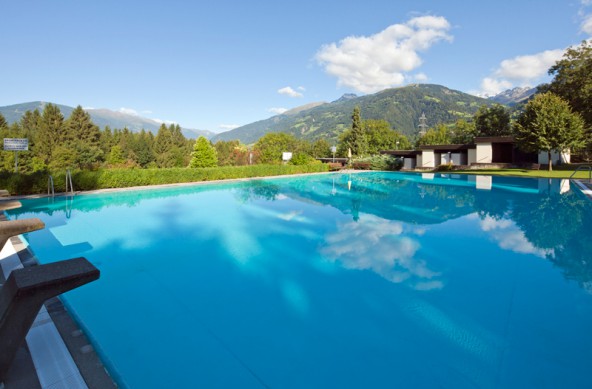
[331, 146, 336, 163]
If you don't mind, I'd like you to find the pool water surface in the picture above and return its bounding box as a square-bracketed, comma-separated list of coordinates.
[7, 172, 592, 388]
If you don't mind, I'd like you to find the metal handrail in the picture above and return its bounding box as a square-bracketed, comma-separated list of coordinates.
[569, 165, 592, 183]
[47, 175, 55, 197]
[65, 169, 74, 195]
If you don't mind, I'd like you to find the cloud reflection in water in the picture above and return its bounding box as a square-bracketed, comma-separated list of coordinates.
[321, 213, 443, 290]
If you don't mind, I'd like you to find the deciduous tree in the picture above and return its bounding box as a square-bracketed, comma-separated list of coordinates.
[474, 104, 512, 137]
[514, 92, 586, 171]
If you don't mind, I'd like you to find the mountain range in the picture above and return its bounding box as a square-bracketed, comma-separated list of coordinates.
[0, 101, 215, 139]
[0, 85, 533, 145]
[487, 86, 537, 105]
[212, 84, 493, 144]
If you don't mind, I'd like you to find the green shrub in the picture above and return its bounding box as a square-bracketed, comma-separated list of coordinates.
[0, 164, 330, 195]
[353, 155, 402, 171]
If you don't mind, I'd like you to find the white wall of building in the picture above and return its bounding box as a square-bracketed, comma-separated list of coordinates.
[538, 150, 571, 165]
[475, 143, 493, 163]
[421, 150, 435, 168]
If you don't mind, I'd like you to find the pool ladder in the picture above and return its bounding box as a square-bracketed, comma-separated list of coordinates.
[47, 170, 75, 197]
[48, 175, 55, 197]
[570, 165, 592, 183]
[66, 169, 74, 195]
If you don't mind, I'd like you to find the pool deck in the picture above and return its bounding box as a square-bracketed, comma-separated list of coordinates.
[574, 179, 592, 199]
[0, 231, 116, 389]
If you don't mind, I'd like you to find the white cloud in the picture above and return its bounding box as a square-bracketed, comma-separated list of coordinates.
[494, 49, 565, 80]
[297, 86, 306, 91]
[268, 107, 288, 115]
[582, 14, 592, 34]
[478, 49, 565, 96]
[278, 86, 303, 98]
[414, 73, 429, 82]
[218, 124, 240, 130]
[315, 15, 452, 93]
[152, 118, 178, 125]
[118, 107, 140, 116]
[478, 77, 513, 97]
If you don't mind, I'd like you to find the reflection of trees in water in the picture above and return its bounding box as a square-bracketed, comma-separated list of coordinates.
[473, 190, 511, 221]
[551, 234, 592, 293]
[512, 191, 587, 250]
[511, 190, 592, 292]
[235, 181, 281, 202]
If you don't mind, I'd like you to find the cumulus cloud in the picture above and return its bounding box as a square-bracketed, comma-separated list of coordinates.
[268, 107, 288, 115]
[118, 107, 140, 116]
[218, 124, 240, 130]
[152, 118, 177, 125]
[315, 15, 453, 93]
[478, 49, 565, 96]
[278, 86, 303, 98]
[495, 49, 565, 80]
[478, 77, 513, 97]
[413, 73, 429, 82]
[582, 14, 592, 34]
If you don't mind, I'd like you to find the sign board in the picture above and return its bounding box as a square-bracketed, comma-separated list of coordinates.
[330, 146, 337, 153]
[4, 138, 28, 151]
[282, 152, 293, 161]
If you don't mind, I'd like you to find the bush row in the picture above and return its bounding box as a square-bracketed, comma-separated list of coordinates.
[0, 164, 330, 195]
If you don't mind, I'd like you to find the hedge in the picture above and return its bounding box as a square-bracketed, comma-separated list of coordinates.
[0, 164, 330, 195]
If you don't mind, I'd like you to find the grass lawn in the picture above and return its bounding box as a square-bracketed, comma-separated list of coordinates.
[450, 167, 592, 179]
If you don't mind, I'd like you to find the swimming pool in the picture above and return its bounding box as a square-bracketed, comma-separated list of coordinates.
[7, 172, 592, 388]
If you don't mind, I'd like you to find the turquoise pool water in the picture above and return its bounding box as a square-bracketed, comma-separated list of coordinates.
[7, 172, 592, 388]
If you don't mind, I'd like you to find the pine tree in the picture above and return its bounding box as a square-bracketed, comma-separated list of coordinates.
[65, 106, 103, 168]
[36, 103, 65, 166]
[189, 136, 218, 168]
[350, 106, 368, 157]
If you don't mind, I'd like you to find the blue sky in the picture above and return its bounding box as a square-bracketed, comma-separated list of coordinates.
[1, 0, 591, 133]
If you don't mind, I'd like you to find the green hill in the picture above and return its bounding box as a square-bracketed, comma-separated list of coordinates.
[212, 84, 492, 144]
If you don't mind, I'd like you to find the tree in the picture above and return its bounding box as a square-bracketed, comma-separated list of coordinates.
[450, 119, 477, 144]
[36, 103, 66, 167]
[474, 104, 512, 136]
[254, 132, 300, 164]
[65, 106, 103, 169]
[338, 106, 368, 157]
[514, 92, 586, 171]
[0, 113, 7, 130]
[311, 139, 331, 158]
[363, 119, 411, 153]
[153, 124, 175, 167]
[189, 136, 218, 168]
[416, 124, 451, 146]
[215, 140, 241, 166]
[539, 40, 592, 127]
